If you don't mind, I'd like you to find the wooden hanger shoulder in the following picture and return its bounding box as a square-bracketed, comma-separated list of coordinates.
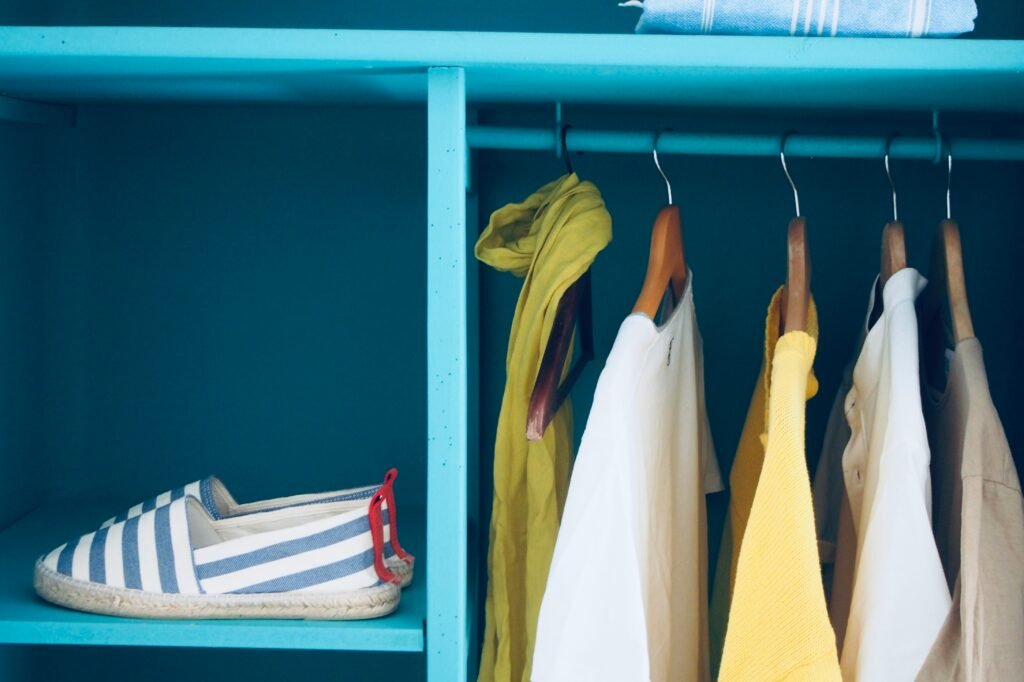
[937, 219, 975, 344]
[632, 205, 687, 319]
[880, 221, 907, 287]
[783, 217, 810, 334]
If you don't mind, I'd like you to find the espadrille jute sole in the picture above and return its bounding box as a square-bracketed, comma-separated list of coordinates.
[389, 557, 415, 588]
[34, 561, 401, 620]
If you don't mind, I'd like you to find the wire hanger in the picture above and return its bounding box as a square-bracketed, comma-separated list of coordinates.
[780, 131, 810, 334]
[633, 130, 688, 319]
[525, 126, 594, 441]
[925, 139, 975, 344]
[880, 133, 908, 287]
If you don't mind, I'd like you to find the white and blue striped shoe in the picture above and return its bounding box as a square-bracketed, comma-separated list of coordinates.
[35, 490, 403, 620]
[98, 469, 414, 587]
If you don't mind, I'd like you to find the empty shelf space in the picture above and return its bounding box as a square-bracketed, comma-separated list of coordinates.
[0, 501, 425, 652]
[0, 28, 1021, 110]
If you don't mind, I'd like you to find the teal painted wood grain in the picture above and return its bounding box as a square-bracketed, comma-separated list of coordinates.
[0, 121, 44, 536]
[34, 104, 428, 509]
[0, 0, 1021, 39]
[426, 67, 469, 682]
[465, 187, 481, 681]
[0, 95, 74, 127]
[0, 28, 1022, 110]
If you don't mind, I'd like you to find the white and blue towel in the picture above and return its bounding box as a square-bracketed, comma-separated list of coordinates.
[622, 0, 977, 37]
[42, 496, 390, 595]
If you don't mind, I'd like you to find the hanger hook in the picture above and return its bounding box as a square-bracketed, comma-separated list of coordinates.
[652, 129, 673, 205]
[945, 137, 953, 220]
[560, 124, 574, 176]
[780, 131, 801, 217]
[884, 133, 900, 223]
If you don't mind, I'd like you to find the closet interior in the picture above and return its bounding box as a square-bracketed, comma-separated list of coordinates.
[0, 8, 1022, 682]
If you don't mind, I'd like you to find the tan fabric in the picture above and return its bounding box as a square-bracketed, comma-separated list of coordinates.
[916, 335, 1024, 681]
[811, 369, 857, 653]
[811, 305, 864, 655]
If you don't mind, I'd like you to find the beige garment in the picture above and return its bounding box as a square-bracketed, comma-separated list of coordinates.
[811, 364, 857, 652]
[916, 333, 1024, 681]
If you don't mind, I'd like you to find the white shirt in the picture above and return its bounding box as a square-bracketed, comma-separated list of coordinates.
[840, 268, 952, 680]
[531, 274, 723, 682]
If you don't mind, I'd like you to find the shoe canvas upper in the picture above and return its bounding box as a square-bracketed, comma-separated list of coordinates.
[42, 497, 388, 596]
[99, 476, 402, 562]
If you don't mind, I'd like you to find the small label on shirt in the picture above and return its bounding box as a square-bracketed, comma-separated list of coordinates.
[667, 337, 674, 366]
[944, 348, 955, 379]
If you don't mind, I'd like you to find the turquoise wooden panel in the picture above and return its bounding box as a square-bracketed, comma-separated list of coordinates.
[0, 114, 46, 682]
[0, 646, 27, 680]
[426, 66, 468, 682]
[465, 187, 481, 682]
[0, 95, 74, 127]
[0, 0, 1020, 38]
[35, 104, 427, 508]
[10, 646, 425, 682]
[0, 121, 44, 532]
[0, 29, 1023, 111]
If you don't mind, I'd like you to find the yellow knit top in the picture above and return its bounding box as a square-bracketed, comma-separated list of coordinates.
[717, 288, 841, 681]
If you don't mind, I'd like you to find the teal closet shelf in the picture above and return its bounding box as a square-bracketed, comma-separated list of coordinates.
[0, 28, 1022, 110]
[0, 502, 425, 651]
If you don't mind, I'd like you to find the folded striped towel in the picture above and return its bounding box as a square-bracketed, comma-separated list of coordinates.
[621, 0, 977, 37]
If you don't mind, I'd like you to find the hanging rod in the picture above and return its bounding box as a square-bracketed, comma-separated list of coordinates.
[466, 126, 1024, 161]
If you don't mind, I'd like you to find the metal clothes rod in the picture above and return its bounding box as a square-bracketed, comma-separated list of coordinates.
[466, 126, 1024, 161]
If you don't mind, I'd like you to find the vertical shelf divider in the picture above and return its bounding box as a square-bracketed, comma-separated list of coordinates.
[426, 66, 469, 682]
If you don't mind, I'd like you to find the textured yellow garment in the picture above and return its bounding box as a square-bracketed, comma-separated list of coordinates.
[714, 289, 842, 681]
[476, 173, 612, 682]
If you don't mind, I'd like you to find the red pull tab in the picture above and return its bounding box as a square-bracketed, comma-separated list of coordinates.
[368, 493, 400, 585]
[381, 468, 413, 564]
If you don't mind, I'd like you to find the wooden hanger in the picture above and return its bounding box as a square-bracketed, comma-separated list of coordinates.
[880, 136, 907, 287]
[922, 148, 974, 345]
[633, 205, 687, 318]
[525, 127, 595, 441]
[779, 133, 810, 334]
[783, 217, 810, 334]
[633, 132, 687, 319]
[880, 221, 907, 287]
[929, 219, 974, 344]
[526, 271, 594, 441]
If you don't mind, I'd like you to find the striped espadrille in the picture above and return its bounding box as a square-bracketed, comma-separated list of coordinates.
[35, 492, 402, 620]
[98, 469, 414, 587]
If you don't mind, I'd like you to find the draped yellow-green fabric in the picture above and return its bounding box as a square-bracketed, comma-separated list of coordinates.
[476, 173, 612, 682]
